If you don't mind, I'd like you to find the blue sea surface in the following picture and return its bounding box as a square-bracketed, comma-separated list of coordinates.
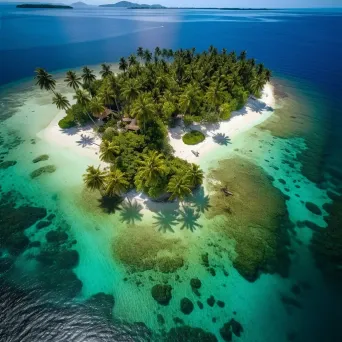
[0, 5, 342, 342]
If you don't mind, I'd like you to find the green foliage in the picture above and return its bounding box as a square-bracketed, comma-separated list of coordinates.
[38, 46, 271, 200]
[182, 130, 205, 145]
[58, 115, 76, 129]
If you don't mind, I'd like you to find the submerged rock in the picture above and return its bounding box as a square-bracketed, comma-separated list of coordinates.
[180, 298, 194, 315]
[86, 292, 115, 319]
[32, 154, 49, 163]
[207, 295, 215, 307]
[305, 202, 322, 216]
[30, 165, 56, 179]
[165, 326, 218, 342]
[157, 314, 165, 325]
[36, 220, 51, 229]
[45, 230, 68, 244]
[190, 278, 202, 289]
[151, 284, 172, 305]
[220, 319, 244, 341]
[0, 160, 17, 169]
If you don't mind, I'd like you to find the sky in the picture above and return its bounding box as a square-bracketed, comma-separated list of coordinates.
[4, 0, 342, 7]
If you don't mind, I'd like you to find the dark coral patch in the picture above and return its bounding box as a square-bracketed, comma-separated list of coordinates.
[151, 284, 172, 305]
[305, 202, 322, 216]
[180, 298, 194, 315]
[165, 326, 217, 342]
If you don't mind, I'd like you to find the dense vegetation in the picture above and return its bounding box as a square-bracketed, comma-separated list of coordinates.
[34, 46, 270, 201]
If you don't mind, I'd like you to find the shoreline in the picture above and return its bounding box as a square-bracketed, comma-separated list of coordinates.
[37, 82, 275, 167]
[168, 82, 275, 163]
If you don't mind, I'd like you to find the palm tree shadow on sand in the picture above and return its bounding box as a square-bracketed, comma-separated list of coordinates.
[153, 210, 178, 233]
[186, 187, 211, 213]
[76, 134, 98, 148]
[177, 205, 202, 232]
[119, 200, 144, 224]
[98, 195, 123, 214]
[213, 133, 231, 146]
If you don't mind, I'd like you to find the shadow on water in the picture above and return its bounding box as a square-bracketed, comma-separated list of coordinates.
[185, 186, 211, 213]
[119, 200, 143, 224]
[213, 133, 231, 146]
[177, 205, 202, 232]
[153, 210, 178, 233]
[98, 195, 123, 214]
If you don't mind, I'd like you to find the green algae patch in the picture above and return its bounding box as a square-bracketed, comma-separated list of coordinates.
[182, 130, 205, 145]
[32, 154, 49, 163]
[0, 160, 17, 169]
[30, 165, 56, 179]
[112, 225, 185, 273]
[207, 157, 291, 281]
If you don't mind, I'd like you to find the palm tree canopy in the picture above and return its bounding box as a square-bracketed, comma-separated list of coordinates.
[104, 169, 129, 197]
[52, 92, 70, 111]
[135, 151, 167, 187]
[83, 165, 106, 192]
[131, 93, 155, 129]
[73, 89, 91, 107]
[167, 174, 192, 201]
[119, 57, 128, 72]
[100, 140, 120, 163]
[64, 70, 82, 90]
[100, 63, 113, 79]
[121, 79, 141, 104]
[34, 68, 56, 92]
[186, 164, 204, 187]
[89, 97, 105, 118]
[82, 66, 96, 85]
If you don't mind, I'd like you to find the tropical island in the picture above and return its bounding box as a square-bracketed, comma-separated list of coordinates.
[16, 4, 73, 9]
[35, 46, 271, 202]
[99, 1, 165, 8]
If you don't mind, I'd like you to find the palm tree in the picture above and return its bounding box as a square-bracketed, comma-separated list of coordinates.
[104, 169, 129, 197]
[167, 174, 192, 201]
[186, 164, 204, 187]
[99, 85, 115, 109]
[131, 93, 155, 131]
[74, 89, 90, 107]
[100, 63, 113, 79]
[154, 46, 161, 59]
[206, 81, 227, 113]
[100, 140, 120, 163]
[249, 77, 265, 96]
[34, 68, 56, 93]
[121, 79, 141, 106]
[239, 50, 247, 61]
[83, 165, 106, 194]
[135, 151, 167, 187]
[82, 66, 96, 85]
[119, 57, 128, 73]
[52, 92, 70, 111]
[128, 54, 137, 67]
[137, 47, 144, 62]
[64, 70, 82, 90]
[179, 84, 201, 115]
[89, 97, 105, 119]
[143, 49, 152, 63]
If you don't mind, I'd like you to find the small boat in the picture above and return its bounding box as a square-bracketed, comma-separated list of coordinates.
[191, 150, 199, 157]
[221, 186, 233, 197]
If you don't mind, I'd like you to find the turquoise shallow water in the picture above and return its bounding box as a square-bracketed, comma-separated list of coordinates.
[1, 71, 341, 342]
[1, 5, 342, 342]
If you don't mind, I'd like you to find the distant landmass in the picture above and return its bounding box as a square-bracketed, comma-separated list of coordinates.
[71, 1, 89, 6]
[100, 1, 165, 9]
[16, 4, 73, 9]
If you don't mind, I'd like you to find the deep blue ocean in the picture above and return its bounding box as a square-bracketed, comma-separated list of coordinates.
[1, 4, 342, 342]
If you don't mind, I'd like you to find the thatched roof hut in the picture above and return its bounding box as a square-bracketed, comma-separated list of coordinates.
[98, 108, 113, 120]
[126, 118, 140, 131]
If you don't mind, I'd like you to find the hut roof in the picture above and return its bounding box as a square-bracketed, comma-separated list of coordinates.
[122, 117, 132, 122]
[126, 118, 140, 131]
[98, 108, 113, 120]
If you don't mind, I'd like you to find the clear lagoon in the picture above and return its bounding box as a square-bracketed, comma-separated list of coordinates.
[0, 5, 342, 342]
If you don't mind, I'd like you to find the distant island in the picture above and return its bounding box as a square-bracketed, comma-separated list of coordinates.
[71, 1, 89, 6]
[100, 1, 165, 8]
[16, 4, 73, 9]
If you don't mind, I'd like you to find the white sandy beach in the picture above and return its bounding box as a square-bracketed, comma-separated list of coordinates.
[168, 82, 275, 163]
[37, 83, 275, 167]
